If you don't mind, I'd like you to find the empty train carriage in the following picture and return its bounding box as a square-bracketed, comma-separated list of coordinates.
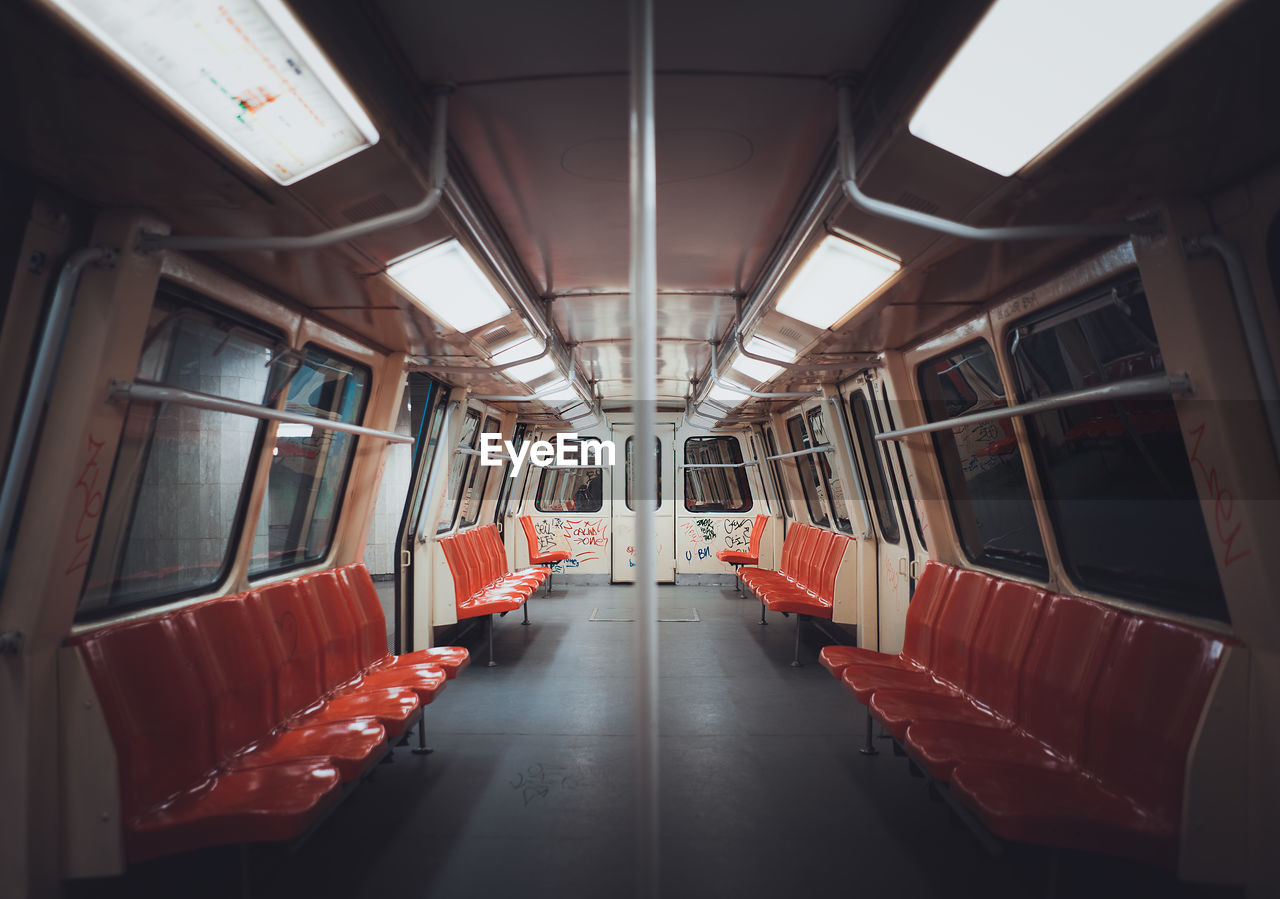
[1, 0, 1278, 896]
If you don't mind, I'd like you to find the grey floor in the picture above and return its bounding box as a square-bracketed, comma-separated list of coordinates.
[75, 584, 1241, 898]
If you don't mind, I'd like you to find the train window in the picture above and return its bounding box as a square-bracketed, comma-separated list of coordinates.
[77, 290, 283, 618]
[786, 415, 829, 527]
[626, 436, 663, 510]
[406, 382, 450, 539]
[877, 383, 926, 549]
[847, 392, 901, 544]
[762, 426, 790, 518]
[459, 415, 501, 527]
[806, 408, 851, 533]
[493, 422, 528, 523]
[683, 436, 751, 513]
[249, 346, 370, 578]
[535, 439, 604, 512]
[437, 409, 482, 533]
[918, 340, 1047, 578]
[1009, 280, 1228, 619]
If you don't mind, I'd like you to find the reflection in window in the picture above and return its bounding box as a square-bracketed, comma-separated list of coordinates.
[407, 382, 449, 539]
[848, 392, 900, 543]
[460, 415, 500, 527]
[878, 383, 927, 549]
[535, 439, 604, 512]
[250, 346, 370, 577]
[786, 415, 829, 527]
[763, 427, 790, 517]
[79, 288, 285, 618]
[626, 436, 663, 510]
[806, 408, 851, 533]
[493, 423, 528, 524]
[918, 340, 1047, 577]
[683, 436, 751, 513]
[1010, 279, 1227, 619]
[437, 409, 481, 533]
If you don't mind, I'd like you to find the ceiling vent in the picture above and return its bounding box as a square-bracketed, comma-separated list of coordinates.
[894, 190, 941, 215]
[340, 193, 398, 223]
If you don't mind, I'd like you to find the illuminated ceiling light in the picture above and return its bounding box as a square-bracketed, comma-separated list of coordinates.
[708, 384, 747, 407]
[538, 381, 581, 405]
[774, 235, 900, 330]
[491, 338, 555, 382]
[731, 336, 797, 383]
[387, 240, 511, 334]
[908, 0, 1235, 177]
[42, 0, 380, 185]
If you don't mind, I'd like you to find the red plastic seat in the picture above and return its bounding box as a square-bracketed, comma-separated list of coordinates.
[716, 513, 768, 567]
[74, 616, 341, 862]
[950, 614, 1230, 865]
[818, 561, 953, 679]
[842, 569, 993, 704]
[335, 563, 470, 679]
[520, 514, 572, 565]
[869, 578, 1046, 738]
[903, 594, 1122, 781]
[173, 595, 387, 782]
[250, 581, 420, 740]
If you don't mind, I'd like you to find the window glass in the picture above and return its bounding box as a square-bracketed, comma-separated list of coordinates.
[1010, 279, 1226, 618]
[683, 436, 751, 513]
[250, 345, 370, 577]
[763, 427, 790, 518]
[407, 386, 449, 538]
[626, 435, 663, 510]
[494, 423, 528, 523]
[436, 409, 481, 533]
[806, 408, 851, 533]
[534, 439, 604, 512]
[786, 415, 829, 527]
[879, 383, 927, 549]
[848, 392, 900, 543]
[460, 415, 500, 527]
[78, 289, 285, 618]
[918, 340, 1046, 577]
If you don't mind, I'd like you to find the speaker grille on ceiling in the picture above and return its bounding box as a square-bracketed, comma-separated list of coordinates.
[894, 190, 941, 215]
[340, 194, 399, 223]
[778, 325, 805, 343]
[479, 325, 515, 349]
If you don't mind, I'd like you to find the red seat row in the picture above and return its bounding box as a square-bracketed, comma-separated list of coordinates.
[439, 524, 547, 665]
[737, 522, 851, 665]
[818, 561, 1230, 865]
[71, 563, 468, 863]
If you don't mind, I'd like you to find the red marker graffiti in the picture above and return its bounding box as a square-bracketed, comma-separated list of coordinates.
[65, 435, 105, 576]
[1187, 422, 1252, 567]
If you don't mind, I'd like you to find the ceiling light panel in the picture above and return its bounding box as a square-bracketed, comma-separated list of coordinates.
[387, 240, 511, 334]
[731, 336, 797, 383]
[774, 235, 900, 331]
[491, 339, 556, 382]
[43, 0, 380, 185]
[908, 0, 1235, 176]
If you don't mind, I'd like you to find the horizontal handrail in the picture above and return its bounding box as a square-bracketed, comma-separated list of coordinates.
[678, 461, 760, 469]
[764, 444, 834, 461]
[109, 380, 414, 444]
[874, 373, 1192, 441]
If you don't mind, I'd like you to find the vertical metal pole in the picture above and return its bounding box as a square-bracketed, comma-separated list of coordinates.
[629, 0, 659, 895]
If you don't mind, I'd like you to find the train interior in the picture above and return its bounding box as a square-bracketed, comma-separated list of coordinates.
[2, 0, 1279, 896]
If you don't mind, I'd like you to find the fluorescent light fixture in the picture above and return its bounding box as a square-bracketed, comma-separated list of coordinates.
[491, 339, 555, 382]
[277, 423, 314, 439]
[908, 0, 1234, 176]
[731, 336, 797, 383]
[43, 0, 380, 185]
[708, 384, 747, 407]
[774, 235, 900, 330]
[387, 241, 511, 334]
[538, 381, 581, 404]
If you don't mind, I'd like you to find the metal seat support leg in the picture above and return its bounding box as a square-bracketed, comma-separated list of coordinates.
[790, 613, 803, 667]
[487, 613, 498, 667]
[412, 706, 433, 755]
[759, 601, 767, 625]
[859, 709, 879, 756]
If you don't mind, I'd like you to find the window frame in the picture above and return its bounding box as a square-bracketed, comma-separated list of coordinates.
[785, 414, 829, 527]
[682, 435, 752, 514]
[805, 407, 851, 534]
[459, 415, 501, 528]
[437, 408, 483, 533]
[846, 390, 901, 544]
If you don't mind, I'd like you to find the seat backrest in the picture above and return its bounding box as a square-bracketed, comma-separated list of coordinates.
[303, 570, 364, 689]
[438, 534, 474, 604]
[1016, 594, 1121, 761]
[900, 562, 953, 667]
[928, 569, 993, 688]
[780, 524, 812, 579]
[748, 513, 769, 556]
[800, 529, 836, 593]
[964, 579, 1047, 717]
[175, 595, 278, 762]
[519, 515, 538, 554]
[1084, 617, 1227, 818]
[482, 524, 510, 577]
[336, 563, 391, 669]
[250, 580, 329, 718]
[812, 533, 850, 600]
[456, 530, 490, 594]
[75, 616, 216, 819]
